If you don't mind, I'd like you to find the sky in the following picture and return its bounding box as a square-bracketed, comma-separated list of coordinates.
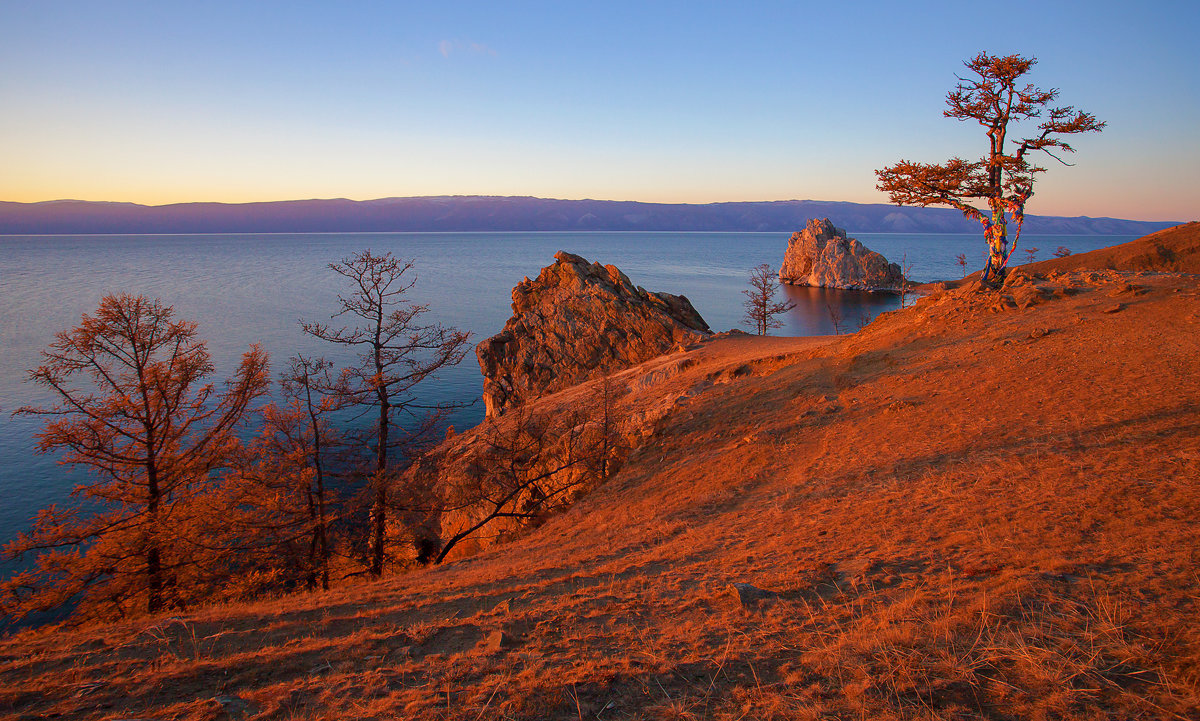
[1, 1, 1197, 221]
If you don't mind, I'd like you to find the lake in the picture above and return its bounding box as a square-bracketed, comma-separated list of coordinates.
[0, 230, 1138, 563]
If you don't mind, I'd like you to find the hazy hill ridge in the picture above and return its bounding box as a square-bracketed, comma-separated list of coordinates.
[0, 196, 1179, 235]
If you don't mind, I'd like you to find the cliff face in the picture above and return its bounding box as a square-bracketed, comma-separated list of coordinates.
[476, 251, 711, 416]
[779, 218, 904, 290]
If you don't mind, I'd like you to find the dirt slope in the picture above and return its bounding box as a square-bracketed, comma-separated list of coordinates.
[2, 268, 1200, 719]
[1030, 221, 1200, 274]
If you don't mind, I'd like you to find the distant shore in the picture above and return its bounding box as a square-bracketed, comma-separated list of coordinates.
[0, 196, 1180, 235]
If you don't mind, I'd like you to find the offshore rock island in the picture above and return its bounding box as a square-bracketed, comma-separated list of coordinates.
[779, 217, 905, 290]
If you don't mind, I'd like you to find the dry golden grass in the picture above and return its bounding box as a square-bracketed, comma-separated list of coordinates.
[3, 266, 1200, 720]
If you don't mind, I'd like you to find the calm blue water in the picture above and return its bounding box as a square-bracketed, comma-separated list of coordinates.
[0, 231, 1137, 569]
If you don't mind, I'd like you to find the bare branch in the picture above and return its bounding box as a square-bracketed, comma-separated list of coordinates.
[301, 250, 471, 576]
[743, 263, 795, 335]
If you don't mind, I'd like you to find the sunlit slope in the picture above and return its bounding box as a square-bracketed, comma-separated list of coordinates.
[2, 235, 1199, 719]
[1031, 220, 1200, 274]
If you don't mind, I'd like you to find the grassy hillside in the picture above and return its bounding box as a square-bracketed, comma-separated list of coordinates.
[2, 233, 1199, 719]
[1029, 221, 1200, 274]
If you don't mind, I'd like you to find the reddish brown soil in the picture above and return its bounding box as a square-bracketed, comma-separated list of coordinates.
[2, 231, 1200, 720]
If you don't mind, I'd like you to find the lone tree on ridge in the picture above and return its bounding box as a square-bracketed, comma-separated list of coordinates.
[743, 263, 796, 335]
[876, 52, 1104, 286]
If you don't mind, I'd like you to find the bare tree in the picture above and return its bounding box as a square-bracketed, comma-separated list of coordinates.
[302, 251, 470, 576]
[877, 53, 1104, 286]
[743, 263, 796, 335]
[593, 373, 619, 481]
[1023, 246, 1039, 264]
[825, 302, 844, 335]
[897, 253, 915, 308]
[279, 356, 338, 589]
[4, 295, 269, 621]
[1054, 246, 1072, 258]
[219, 356, 342, 593]
[956, 253, 969, 278]
[433, 405, 595, 564]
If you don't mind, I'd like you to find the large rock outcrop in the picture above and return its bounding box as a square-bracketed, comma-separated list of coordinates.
[477, 251, 711, 416]
[779, 218, 904, 290]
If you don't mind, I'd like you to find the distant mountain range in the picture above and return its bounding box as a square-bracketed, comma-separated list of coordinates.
[0, 196, 1180, 235]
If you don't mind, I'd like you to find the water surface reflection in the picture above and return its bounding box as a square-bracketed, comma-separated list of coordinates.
[780, 284, 903, 336]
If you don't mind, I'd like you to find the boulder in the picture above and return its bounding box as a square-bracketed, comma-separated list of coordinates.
[722, 582, 779, 608]
[478, 629, 519, 652]
[779, 218, 904, 290]
[211, 696, 257, 720]
[477, 251, 711, 416]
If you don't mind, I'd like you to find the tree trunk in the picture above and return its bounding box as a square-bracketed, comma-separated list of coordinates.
[314, 471, 329, 591]
[984, 205, 1009, 286]
[305, 488, 318, 590]
[144, 418, 164, 614]
[303, 380, 330, 591]
[370, 482, 386, 576]
[146, 468, 163, 614]
[370, 380, 389, 576]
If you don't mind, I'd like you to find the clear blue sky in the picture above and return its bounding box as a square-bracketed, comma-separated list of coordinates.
[2, 0, 1196, 220]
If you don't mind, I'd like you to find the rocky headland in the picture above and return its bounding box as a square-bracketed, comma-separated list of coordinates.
[779, 217, 905, 290]
[476, 250, 711, 417]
